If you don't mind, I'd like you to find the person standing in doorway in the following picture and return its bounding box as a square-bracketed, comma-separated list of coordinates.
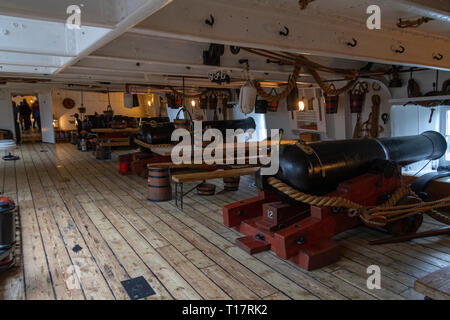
[32, 100, 41, 131]
[12, 101, 21, 143]
[19, 99, 32, 131]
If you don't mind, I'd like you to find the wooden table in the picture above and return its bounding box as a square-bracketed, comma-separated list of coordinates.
[414, 265, 450, 300]
[171, 167, 260, 209]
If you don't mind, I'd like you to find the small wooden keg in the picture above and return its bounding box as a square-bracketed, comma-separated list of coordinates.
[148, 166, 172, 201]
[196, 183, 216, 196]
[223, 176, 240, 191]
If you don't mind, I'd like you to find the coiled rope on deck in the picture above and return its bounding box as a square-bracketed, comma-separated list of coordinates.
[267, 177, 450, 227]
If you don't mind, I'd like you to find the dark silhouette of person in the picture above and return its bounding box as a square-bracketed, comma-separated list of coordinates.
[19, 99, 32, 131]
[73, 113, 83, 135]
[32, 101, 41, 130]
[12, 101, 21, 143]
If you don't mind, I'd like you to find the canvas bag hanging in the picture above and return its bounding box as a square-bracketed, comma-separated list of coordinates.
[238, 81, 257, 115]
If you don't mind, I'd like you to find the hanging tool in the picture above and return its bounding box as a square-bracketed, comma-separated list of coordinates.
[429, 108, 435, 124]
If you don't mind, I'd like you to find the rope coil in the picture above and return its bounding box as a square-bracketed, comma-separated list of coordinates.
[267, 177, 450, 227]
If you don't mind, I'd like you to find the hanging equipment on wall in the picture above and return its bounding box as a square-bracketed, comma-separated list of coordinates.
[78, 90, 86, 116]
[397, 17, 434, 29]
[104, 88, 114, 118]
[361, 95, 383, 138]
[238, 60, 257, 115]
[407, 70, 422, 98]
[348, 81, 368, 114]
[324, 83, 339, 114]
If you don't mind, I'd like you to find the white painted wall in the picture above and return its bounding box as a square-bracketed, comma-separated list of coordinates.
[0, 89, 15, 139]
[38, 92, 55, 143]
[52, 89, 148, 131]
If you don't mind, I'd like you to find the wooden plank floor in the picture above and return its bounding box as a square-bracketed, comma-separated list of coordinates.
[0, 143, 449, 300]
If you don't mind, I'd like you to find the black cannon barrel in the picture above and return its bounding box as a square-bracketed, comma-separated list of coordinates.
[275, 131, 446, 194]
[203, 117, 256, 135]
[140, 118, 174, 145]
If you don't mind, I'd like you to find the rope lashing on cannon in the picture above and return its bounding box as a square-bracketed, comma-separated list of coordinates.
[267, 177, 450, 228]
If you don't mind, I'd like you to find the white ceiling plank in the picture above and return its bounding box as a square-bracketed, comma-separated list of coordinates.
[0, 64, 57, 74]
[134, 0, 450, 70]
[0, 51, 69, 68]
[54, 0, 174, 74]
[0, 0, 153, 28]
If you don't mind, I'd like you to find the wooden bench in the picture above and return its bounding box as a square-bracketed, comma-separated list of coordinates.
[171, 167, 260, 209]
[414, 265, 450, 300]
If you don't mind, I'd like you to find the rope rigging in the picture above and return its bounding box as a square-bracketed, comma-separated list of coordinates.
[267, 177, 450, 228]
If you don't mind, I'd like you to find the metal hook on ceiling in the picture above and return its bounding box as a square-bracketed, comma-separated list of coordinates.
[230, 46, 240, 55]
[347, 38, 358, 48]
[279, 25, 289, 37]
[392, 45, 405, 54]
[205, 14, 214, 26]
[433, 53, 443, 61]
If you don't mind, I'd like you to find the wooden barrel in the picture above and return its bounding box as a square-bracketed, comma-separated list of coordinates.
[197, 183, 216, 196]
[223, 176, 240, 191]
[147, 166, 172, 201]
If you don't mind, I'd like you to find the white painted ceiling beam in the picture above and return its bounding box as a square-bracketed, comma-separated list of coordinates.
[55, 0, 173, 74]
[0, 52, 69, 68]
[395, 0, 450, 22]
[133, 0, 450, 70]
[0, 0, 152, 28]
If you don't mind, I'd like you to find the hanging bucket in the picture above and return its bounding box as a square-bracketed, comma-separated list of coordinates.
[174, 108, 192, 130]
[324, 95, 339, 114]
[266, 89, 279, 112]
[324, 84, 339, 114]
[349, 82, 368, 114]
[147, 166, 172, 201]
[104, 105, 114, 117]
